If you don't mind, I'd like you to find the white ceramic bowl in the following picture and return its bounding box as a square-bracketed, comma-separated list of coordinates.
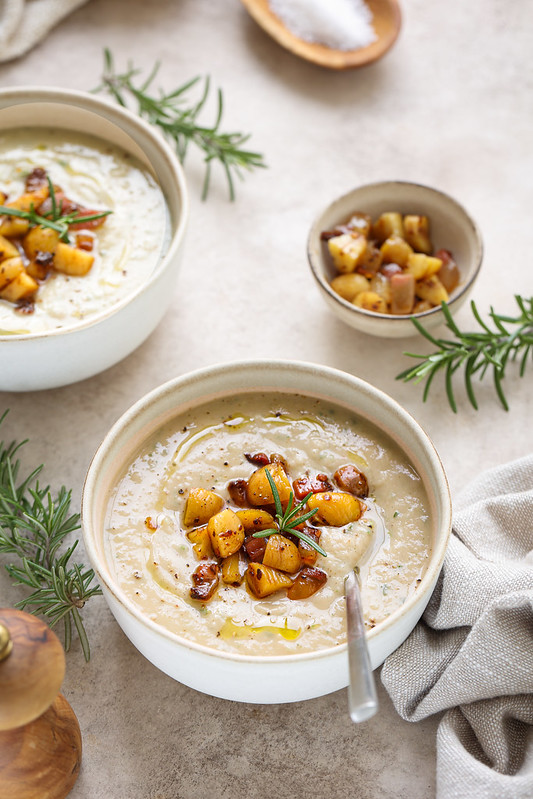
[0, 87, 188, 391]
[82, 360, 452, 704]
[308, 181, 483, 338]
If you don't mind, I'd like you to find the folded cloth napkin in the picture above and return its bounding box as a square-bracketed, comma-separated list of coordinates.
[381, 454, 533, 799]
[0, 0, 89, 62]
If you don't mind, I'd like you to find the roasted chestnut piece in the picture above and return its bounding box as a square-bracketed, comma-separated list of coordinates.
[287, 567, 327, 600]
[269, 452, 289, 472]
[262, 534, 301, 574]
[207, 509, 245, 558]
[221, 552, 246, 586]
[293, 472, 332, 500]
[246, 463, 292, 507]
[244, 452, 270, 466]
[334, 464, 368, 498]
[25, 166, 48, 192]
[190, 562, 219, 601]
[246, 562, 292, 598]
[297, 526, 321, 566]
[183, 487, 224, 526]
[236, 509, 275, 532]
[435, 249, 460, 293]
[307, 491, 364, 526]
[244, 535, 267, 562]
[227, 479, 248, 507]
[186, 525, 213, 559]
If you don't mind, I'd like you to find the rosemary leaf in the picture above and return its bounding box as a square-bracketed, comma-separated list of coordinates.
[445, 360, 457, 413]
[520, 344, 531, 377]
[94, 49, 266, 201]
[422, 367, 438, 403]
[398, 296, 533, 412]
[464, 353, 479, 410]
[266, 469, 284, 519]
[252, 469, 326, 557]
[0, 411, 101, 661]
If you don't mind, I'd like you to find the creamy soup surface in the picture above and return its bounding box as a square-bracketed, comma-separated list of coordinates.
[106, 393, 432, 655]
[0, 129, 168, 334]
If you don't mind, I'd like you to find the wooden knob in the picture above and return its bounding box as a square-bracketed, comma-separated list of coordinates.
[0, 608, 65, 731]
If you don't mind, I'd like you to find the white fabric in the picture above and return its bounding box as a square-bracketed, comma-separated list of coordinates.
[0, 0, 88, 61]
[381, 454, 533, 798]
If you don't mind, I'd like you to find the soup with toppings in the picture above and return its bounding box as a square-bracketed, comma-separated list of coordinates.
[0, 129, 168, 334]
[105, 393, 431, 655]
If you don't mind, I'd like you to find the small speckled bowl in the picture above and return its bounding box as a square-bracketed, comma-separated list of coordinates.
[0, 87, 188, 391]
[82, 360, 452, 704]
[308, 181, 483, 338]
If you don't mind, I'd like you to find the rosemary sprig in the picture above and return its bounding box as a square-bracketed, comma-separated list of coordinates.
[94, 49, 266, 201]
[0, 411, 101, 661]
[0, 177, 111, 243]
[252, 469, 327, 557]
[397, 295, 533, 412]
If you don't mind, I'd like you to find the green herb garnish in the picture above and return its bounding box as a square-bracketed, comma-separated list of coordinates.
[252, 469, 327, 557]
[0, 176, 111, 244]
[0, 411, 101, 661]
[397, 295, 533, 412]
[94, 49, 266, 201]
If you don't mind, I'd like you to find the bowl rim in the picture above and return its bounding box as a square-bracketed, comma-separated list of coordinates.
[307, 179, 484, 325]
[82, 358, 452, 665]
[0, 85, 189, 341]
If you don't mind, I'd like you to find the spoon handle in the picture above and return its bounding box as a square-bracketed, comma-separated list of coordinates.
[345, 570, 378, 723]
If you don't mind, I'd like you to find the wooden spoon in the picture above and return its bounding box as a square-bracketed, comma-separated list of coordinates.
[239, 0, 402, 69]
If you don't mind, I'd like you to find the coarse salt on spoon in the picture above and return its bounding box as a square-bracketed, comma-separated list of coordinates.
[239, 0, 401, 69]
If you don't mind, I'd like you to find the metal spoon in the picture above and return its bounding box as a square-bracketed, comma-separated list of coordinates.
[345, 567, 378, 723]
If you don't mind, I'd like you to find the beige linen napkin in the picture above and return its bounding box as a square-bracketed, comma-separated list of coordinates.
[0, 0, 88, 62]
[381, 454, 533, 798]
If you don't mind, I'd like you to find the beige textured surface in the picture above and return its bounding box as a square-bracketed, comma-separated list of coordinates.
[0, 0, 531, 796]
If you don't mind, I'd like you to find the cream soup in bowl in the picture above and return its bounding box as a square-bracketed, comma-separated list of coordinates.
[107, 393, 431, 656]
[0, 86, 187, 391]
[0, 129, 168, 334]
[83, 361, 451, 703]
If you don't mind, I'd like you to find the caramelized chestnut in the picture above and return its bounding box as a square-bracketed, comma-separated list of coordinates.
[334, 464, 368, 498]
[244, 535, 267, 562]
[190, 562, 219, 601]
[244, 452, 270, 466]
[287, 567, 327, 600]
[293, 472, 332, 500]
[228, 478, 249, 507]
